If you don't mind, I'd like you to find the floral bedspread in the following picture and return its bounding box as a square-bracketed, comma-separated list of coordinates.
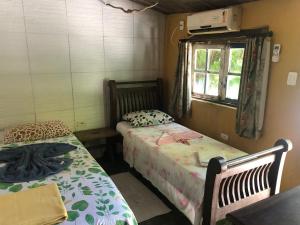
[117, 122, 247, 225]
[0, 135, 137, 225]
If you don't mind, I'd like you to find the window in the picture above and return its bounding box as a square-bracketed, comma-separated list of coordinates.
[192, 43, 245, 106]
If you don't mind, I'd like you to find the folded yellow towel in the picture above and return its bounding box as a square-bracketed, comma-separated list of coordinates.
[0, 183, 67, 225]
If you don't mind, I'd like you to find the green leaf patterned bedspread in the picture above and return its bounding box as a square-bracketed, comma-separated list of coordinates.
[0, 135, 137, 225]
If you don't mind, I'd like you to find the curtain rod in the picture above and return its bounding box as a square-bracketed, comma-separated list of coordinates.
[180, 27, 273, 43]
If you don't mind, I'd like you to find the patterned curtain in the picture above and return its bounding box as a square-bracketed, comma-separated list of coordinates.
[236, 37, 271, 139]
[169, 41, 193, 118]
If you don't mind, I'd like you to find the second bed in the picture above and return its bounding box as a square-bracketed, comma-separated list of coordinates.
[117, 121, 246, 225]
[108, 79, 292, 225]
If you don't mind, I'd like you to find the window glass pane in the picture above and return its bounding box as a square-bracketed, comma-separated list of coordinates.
[226, 75, 241, 100]
[229, 48, 245, 74]
[193, 72, 205, 94]
[208, 49, 221, 72]
[195, 49, 206, 70]
[206, 73, 219, 96]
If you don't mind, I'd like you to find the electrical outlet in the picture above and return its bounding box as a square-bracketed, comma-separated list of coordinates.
[179, 20, 184, 31]
[287, 72, 298, 86]
[220, 133, 229, 141]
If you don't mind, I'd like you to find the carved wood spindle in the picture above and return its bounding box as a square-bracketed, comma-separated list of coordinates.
[265, 163, 273, 189]
[231, 174, 238, 203]
[226, 175, 234, 205]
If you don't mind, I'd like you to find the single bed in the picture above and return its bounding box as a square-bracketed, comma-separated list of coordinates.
[0, 134, 137, 225]
[117, 120, 247, 224]
[108, 79, 292, 225]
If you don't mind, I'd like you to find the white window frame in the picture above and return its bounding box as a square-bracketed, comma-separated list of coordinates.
[191, 42, 245, 106]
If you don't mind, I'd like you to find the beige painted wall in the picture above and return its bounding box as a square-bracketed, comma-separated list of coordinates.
[164, 0, 300, 191]
[0, 0, 165, 132]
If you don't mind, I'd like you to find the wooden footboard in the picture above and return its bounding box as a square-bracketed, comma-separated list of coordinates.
[202, 139, 292, 225]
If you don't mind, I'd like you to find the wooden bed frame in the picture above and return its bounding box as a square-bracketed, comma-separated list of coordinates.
[108, 79, 292, 225]
[108, 79, 163, 128]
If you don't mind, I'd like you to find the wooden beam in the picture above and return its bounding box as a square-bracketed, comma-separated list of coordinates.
[130, 0, 258, 14]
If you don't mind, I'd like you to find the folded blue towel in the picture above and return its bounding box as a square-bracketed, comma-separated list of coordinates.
[0, 143, 76, 183]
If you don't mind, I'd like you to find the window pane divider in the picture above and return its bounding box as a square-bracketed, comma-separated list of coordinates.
[219, 46, 229, 101]
[228, 72, 242, 76]
[204, 49, 208, 94]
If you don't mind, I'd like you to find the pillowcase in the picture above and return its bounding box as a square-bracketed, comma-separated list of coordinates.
[123, 110, 174, 128]
[4, 123, 46, 144]
[3, 120, 72, 144]
[42, 120, 72, 139]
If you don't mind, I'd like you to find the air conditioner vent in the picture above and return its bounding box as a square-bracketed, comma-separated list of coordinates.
[189, 26, 228, 34]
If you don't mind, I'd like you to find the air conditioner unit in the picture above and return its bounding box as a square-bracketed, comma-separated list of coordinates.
[187, 6, 242, 35]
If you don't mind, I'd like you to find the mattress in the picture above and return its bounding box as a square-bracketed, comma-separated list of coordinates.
[0, 134, 137, 225]
[117, 121, 247, 225]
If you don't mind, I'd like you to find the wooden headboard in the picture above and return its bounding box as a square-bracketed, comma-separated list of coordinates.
[108, 79, 163, 128]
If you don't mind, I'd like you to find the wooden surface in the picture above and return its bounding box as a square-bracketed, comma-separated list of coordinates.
[131, 0, 256, 14]
[74, 128, 118, 143]
[227, 186, 300, 225]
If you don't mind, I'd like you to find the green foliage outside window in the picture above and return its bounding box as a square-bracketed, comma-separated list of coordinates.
[207, 73, 219, 96]
[196, 49, 206, 70]
[229, 48, 244, 74]
[193, 45, 245, 102]
[208, 49, 221, 72]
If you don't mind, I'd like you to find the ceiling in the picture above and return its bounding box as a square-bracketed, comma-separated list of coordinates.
[131, 0, 257, 14]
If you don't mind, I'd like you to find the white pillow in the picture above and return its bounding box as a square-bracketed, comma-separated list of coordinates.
[123, 110, 174, 128]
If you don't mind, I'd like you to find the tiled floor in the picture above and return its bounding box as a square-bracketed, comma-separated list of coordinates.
[98, 153, 191, 225]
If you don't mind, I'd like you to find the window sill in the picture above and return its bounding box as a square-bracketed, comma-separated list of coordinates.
[191, 97, 237, 110]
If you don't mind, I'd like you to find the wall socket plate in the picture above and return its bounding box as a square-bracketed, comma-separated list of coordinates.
[220, 133, 229, 141]
[287, 72, 298, 86]
[179, 20, 184, 31]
